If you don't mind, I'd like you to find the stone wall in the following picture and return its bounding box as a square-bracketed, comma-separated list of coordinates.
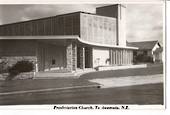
[66, 40, 77, 72]
[0, 72, 34, 80]
[66, 40, 73, 72]
[0, 56, 36, 80]
[72, 42, 77, 71]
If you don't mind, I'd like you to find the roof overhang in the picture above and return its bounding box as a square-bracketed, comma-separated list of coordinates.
[0, 35, 79, 40]
[78, 38, 138, 50]
[0, 35, 138, 50]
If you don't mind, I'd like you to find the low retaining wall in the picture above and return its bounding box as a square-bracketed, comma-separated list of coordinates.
[97, 64, 147, 71]
[0, 72, 34, 80]
[0, 56, 37, 67]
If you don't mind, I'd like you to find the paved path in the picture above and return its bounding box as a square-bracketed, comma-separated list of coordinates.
[89, 74, 163, 88]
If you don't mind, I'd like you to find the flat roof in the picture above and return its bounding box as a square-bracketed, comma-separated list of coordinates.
[0, 35, 138, 50]
[78, 38, 138, 50]
[0, 35, 79, 40]
[0, 11, 116, 27]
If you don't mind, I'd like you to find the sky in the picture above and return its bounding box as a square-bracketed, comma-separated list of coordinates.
[0, 4, 164, 44]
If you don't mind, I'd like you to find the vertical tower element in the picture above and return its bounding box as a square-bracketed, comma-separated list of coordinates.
[96, 4, 126, 46]
[118, 4, 126, 46]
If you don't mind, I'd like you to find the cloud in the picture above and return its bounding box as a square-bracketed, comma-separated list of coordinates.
[126, 4, 163, 44]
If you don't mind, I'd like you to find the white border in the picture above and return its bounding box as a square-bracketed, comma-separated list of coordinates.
[0, 0, 166, 4]
[0, 0, 167, 112]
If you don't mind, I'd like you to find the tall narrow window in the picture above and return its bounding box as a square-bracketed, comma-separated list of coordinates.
[52, 59, 56, 65]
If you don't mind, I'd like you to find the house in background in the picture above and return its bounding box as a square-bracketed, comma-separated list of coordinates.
[0, 4, 138, 73]
[127, 40, 163, 63]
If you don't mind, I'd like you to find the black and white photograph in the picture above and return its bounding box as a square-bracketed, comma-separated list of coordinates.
[0, 0, 165, 110]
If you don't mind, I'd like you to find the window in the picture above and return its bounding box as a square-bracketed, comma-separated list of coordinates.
[52, 59, 56, 65]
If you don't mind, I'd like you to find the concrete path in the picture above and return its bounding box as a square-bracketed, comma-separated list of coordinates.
[89, 74, 163, 88]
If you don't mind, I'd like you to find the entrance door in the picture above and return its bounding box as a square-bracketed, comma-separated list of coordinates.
[77, 47, 92, 69]
[77, 47, 80, 68]
[85, 47, 92, 68]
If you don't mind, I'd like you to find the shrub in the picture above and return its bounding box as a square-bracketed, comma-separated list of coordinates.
[6, 60, 34, 80]
[9, 60, 34, 73]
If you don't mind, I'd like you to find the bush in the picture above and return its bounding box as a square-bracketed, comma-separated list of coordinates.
[6, 60, 34, 80]
[9, 60, 34, 74]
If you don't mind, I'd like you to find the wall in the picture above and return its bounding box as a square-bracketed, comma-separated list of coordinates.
[0, 13, 80, 36]
[80, 13, 117, 46]
[152, 43, 161, 62]
[92, 47, 133, 67]
[117, 5, 126, 46]
[110, 49, 133, 65]
[0, 40, 37, 68]
[147, 50, 152, 57]
[92, 47, 110, 67]
[0, 40, 36, 56]
[66, 40, 77, 71]
[96, 5, 119, 18]
[152, 43, 160, 53]
[96, 4, 127, 46]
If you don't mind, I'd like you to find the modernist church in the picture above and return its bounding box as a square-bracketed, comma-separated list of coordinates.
[0, 4, 137, 72]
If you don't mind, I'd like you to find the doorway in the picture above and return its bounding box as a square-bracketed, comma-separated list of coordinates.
[85, 47, 92, 68]
[77, 47, 92, 69]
